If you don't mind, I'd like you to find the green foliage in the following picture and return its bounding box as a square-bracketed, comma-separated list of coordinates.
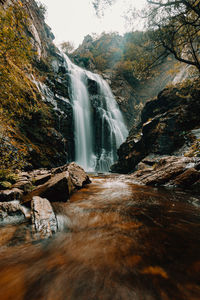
[73, 31, 158, 81]
[73, 32, 122, 70]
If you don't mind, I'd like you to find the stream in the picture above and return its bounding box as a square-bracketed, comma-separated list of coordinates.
[0, 174, 200, 300]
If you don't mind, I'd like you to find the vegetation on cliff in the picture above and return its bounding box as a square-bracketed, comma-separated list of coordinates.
[71, 31, 164, 82]
[0, 2, 40, 183]
[0, 1, 71, 186]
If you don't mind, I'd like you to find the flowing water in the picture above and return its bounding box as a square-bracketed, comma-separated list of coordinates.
[0, 175, 200, 300]
[64, 55, 128, 172]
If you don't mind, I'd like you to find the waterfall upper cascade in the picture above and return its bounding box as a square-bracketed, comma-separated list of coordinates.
[64, 55, 128, 172]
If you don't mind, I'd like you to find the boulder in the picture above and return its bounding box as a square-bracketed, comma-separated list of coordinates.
[0, 188, 23, 202]
[22, 171, 72, 203]
[130, 156, 200, 188]
[0, 201, 30, 225]
[22, 162, 91, 203]
[67, 162, 91, 189]
[173, 168, 200, 188]
[31, 196, 57, 239]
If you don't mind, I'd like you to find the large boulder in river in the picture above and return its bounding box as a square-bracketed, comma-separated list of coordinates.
[31, 196, 57, 239]
[67, 162, 91, 189]
[22, 162, 91, 203]
[23, 171, 73, 202]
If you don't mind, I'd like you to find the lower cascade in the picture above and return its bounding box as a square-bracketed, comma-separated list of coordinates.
[64, 55, 128, 172]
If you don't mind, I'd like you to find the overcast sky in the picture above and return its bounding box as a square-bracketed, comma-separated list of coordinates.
[40, 0, 146, 48]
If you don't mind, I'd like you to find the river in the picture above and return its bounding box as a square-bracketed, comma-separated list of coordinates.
[0, 174, 200, 300]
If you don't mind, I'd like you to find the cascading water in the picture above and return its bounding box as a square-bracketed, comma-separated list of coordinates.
[64, 55, 128, 172]
[64, 55, 95, 171]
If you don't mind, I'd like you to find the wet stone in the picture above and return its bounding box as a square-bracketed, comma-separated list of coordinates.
[31, 196, 58, 239]
[0, 201, 30, 225]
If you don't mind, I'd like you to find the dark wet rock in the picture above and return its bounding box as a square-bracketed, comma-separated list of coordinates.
[31, 196, 57, 239]
[130, 156, 200, 188]
[0, 188, 23, 202]
[173, 168, 200, 188]
[23, 171, 72, 203]
[112, 81, 200, 174]
[0, 201, 30, 225]
[193, 179, 200, 192]
[33, 174, 51, 186]
[87, 78, 98, 95]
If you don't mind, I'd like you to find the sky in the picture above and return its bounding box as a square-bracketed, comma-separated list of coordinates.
[39, 0, 146, 48]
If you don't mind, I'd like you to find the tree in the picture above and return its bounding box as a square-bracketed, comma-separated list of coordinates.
[92, 0, 116, 16]
[60, 41, 75, 54]
[146, 0, 200, 72]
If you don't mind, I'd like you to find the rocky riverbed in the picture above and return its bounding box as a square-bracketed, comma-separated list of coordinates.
[0, 162, 90, 239]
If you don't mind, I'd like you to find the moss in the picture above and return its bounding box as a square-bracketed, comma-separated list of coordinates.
[0, 181, 12, 190]
[0, 169, 19, 190]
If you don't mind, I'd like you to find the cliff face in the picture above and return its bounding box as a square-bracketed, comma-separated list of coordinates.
[101, 58, 178, 128]
[111, 80, 200, 174]
[0, 0, 74, 169]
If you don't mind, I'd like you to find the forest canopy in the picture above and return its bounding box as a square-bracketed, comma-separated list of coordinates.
[92, 0, 200, 74]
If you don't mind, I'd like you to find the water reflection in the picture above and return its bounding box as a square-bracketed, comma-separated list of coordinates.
[0, 175, 200, 300]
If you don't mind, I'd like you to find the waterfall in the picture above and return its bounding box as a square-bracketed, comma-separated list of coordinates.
[64, 55, 128, 172]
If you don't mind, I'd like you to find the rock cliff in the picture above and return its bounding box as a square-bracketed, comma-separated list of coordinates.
[112, 80, 200, 175]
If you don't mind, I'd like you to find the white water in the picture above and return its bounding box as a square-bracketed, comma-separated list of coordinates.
[64, 55, 128, 172]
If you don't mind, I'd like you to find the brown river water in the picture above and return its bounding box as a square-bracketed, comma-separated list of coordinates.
[0, 174, 200, 300]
